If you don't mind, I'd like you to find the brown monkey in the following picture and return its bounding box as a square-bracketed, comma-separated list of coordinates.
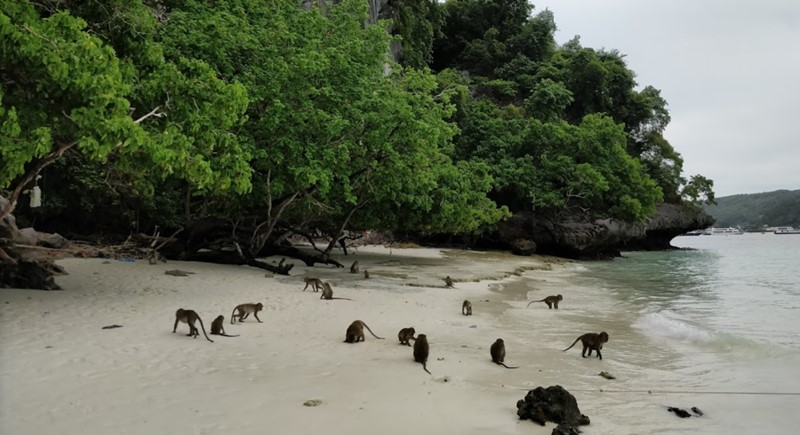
[173, 309, 213, 342]
[350, 261, 359, 274]
[230, 303, 264, 324]
[462, 299, 472, 316]
[364, 269, 370, 279]
[344, 320, 385, 343]
[398, 327, 416, 346]
[443, 276, 455, 288]
[527, 294, 563, 309]
[563, 331, 609, 359]
[210, 315, 239, 337]
[320, 282, 353, 300]
[490, 338, 519, 369]
[413, 334, 432, 374]
[303, 277, 324, 292]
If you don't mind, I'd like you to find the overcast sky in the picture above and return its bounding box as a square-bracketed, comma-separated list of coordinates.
[532, 0, 800, 197]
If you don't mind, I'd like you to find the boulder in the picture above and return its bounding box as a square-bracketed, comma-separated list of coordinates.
[516, 385, 590, 432]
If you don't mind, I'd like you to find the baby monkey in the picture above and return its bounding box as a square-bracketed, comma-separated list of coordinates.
[173, 308, 213, 342]
[563, 331, 609, 359]
[490, 338, 519, 369]
[443, 276, 455, 288]
[398, 327, 416, 346]
[230, 303, 264, 324]
[210, 315, 239, 337]
[527, 294, 563, 309]
[462, 299, 472, 316]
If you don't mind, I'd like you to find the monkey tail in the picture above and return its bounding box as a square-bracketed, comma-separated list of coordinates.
[499, 362, 519, 369]
[220, 333, 240, 337]
[331, 297, 353, 301]
[230, 308, 236, 324]
[563, 337, 581, 352]
[363, 323, 385, 340]
[422, 362, 431, 375]
[526, 299, 545, 307]
[197, 318, 214, 343]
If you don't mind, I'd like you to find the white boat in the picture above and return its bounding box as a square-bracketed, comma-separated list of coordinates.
[774, 226, 800, 235]
[702, 227, 744, 235]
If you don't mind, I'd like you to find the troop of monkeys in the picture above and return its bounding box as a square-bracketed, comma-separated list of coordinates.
[173, 263, 609, 374]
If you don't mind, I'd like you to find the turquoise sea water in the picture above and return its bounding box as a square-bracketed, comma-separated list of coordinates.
[499, 232, 800, 434]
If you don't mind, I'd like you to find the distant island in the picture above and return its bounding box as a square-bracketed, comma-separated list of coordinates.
[704, 190, 800, 229]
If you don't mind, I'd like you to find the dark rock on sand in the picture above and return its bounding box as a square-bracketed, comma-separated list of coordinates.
[517, 385, 590, 432]
[668, 407, 692, 418]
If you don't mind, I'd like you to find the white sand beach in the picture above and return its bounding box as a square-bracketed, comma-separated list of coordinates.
[0, 246, 737, 434]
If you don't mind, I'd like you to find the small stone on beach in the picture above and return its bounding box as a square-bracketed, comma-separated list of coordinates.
[303, 399, 324, 407]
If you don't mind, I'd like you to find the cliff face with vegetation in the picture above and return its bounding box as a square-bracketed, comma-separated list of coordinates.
[2, 0, 715, 287]
[704, 190, 800, 229]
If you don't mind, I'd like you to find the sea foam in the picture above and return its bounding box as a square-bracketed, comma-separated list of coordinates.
[633, 311, 715, 344]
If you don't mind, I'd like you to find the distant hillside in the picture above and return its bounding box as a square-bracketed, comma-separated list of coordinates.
[704, 190, 800, 228]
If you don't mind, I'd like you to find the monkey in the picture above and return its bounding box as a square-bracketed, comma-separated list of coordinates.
[303, 277, 324, 292]
[320, 282, 353, 300]
[364, 269, 370, 279]
[398, 327, 416, 346]
[350, 260, 359, 274]
[230, 303, 264, 324]
[526, 294, 563, 309]
[210, 315, 239, 337]
[443, 276, 454, 288]
[563, 331, 609, 359]
[344, 320, 384, 343]
[490, 338, 519, 369]
[462, 299, 472, 316]
[413, 334, 432, 374]
[173, 309, 213, 342]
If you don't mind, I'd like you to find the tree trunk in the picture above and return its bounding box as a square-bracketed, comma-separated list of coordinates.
[0, 196, 62, 290]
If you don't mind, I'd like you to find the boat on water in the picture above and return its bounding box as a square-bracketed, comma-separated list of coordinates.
[678, 229, 705, 236]
[774, 226, 800, 235]
[703, 227, 744, 235]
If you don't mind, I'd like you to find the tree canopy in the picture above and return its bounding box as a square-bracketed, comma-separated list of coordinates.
[1, 0, 714, 265]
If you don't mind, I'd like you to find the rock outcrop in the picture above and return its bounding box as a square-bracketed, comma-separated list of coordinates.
[496, 203, 715, 258]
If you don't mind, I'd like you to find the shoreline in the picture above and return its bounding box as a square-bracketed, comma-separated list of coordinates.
[1, 244, 760, 434]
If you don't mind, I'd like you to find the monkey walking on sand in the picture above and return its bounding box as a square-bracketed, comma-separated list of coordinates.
[173, 309, 214, 342]
[303, 277, 324, 292]
[462, 299, 472, 316]
[563, 331, 609, 359]
[350, 261, 359, 274]
[344, 320, 385, 343]
[210, 315, 239, 337]
[527, 294, 563, 309]
[230, 303, 264, 324]
[398, 327, 416, 346]
[490, 338, 519, 369]
[413, 334, 432, 374]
